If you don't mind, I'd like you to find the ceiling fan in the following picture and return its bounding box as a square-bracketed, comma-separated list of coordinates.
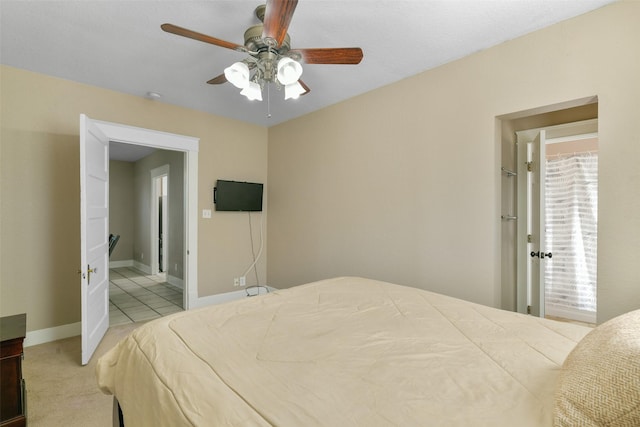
[161, 0, 363, 101]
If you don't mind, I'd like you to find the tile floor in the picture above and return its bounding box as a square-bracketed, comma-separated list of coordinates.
[109, 267, 184, 326]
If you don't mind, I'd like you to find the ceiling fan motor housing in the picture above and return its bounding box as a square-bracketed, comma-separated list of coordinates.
[244, 24, 291, 54]
[244, 17, 294, 85]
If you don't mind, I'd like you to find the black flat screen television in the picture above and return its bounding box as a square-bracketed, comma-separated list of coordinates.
[214, 180, 263, 212]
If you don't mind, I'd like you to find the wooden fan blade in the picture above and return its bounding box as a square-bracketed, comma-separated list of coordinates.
[298, 80, 311, 95]
[161, 23, 245, 52]
[290, 47, 363, 65]
[207, 74, 227, 85]
[262, 0, 298, 47]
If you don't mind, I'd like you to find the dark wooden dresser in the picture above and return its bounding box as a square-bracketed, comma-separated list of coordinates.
[0, 314, 26, 427]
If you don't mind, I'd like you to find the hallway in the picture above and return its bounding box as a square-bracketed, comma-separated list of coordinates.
[109, 267, 183, 326]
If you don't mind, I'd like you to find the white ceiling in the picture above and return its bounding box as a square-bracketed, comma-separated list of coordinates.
[1, 0, 615, 128]
[109, 141, 157, 162]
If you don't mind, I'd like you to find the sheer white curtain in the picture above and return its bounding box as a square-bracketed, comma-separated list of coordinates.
[544, 152, 598, 316]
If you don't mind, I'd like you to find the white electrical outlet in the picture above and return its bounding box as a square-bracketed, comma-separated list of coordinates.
[202, 209, 212, 219]
[239, 276, 246, 286]
[233, 277, 240, 287]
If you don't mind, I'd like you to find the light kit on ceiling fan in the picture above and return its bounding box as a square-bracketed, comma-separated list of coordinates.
[224, 56, 303, 101]
[224, 62, 250, 89]
[284, 81, 305, 100]
[276, 57, 303, 85]
[161, 0, 363, 103]
[240, 81, 263, 101]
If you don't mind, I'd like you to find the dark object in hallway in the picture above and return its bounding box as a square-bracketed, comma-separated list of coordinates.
[109, 234, 120, 257]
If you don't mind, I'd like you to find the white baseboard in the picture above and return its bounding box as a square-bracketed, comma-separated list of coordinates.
[109, 259, 134, 268]
[24, 322, 81, 348]
[24, 286, 277, 346]
[167, 274, 184, 290]
[133, 260, 152, 274]
[190, 286, 277, 309]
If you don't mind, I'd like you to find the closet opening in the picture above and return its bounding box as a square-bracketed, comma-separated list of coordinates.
[498, 97, 598, 325]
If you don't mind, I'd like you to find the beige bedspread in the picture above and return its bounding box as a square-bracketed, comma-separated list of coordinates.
[96, 277, 592, 426]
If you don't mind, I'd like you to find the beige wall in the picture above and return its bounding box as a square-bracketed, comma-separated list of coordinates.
[267, 1, 640, 323]
[1, 1, 638, 334]
[0, 66, 268, 332]
[109, 160, 134, 261]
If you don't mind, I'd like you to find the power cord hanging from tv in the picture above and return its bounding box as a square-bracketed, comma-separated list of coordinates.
[244, 211, 268, 297]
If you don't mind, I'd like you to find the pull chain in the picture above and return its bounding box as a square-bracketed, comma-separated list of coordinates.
[267, 82, 272, 119]
[266, 46, 273, 119]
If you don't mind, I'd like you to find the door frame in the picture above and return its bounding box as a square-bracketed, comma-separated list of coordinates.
[91, 119, 199, 310]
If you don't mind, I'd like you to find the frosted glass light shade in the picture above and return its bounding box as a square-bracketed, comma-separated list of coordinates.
[240, 81, 263, 101]
[277, 57, 303, 85]
[224, 62, 250, 89]
[284, 81, 305, 100]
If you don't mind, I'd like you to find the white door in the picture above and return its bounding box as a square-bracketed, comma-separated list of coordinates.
[516, 130, 548, 317]
[80, 114, 110, 365]
[529, 131, 547, 317]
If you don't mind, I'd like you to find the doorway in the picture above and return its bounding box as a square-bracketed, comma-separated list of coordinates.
[499, 99, 599, 324]
[515, 119, 598, 324]
[80, 115, 199, 364]
[151, 165, 170, 276]
[109, 151, 185, 325]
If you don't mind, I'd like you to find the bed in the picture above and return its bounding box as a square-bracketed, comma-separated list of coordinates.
[96, 276, 640, 426]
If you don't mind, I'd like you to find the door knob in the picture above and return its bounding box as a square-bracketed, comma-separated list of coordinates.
[530, 251, 552, 259]
[85, 265, 98, 285]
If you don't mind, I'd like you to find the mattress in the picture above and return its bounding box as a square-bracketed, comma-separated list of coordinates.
[96, 277, 592, 426]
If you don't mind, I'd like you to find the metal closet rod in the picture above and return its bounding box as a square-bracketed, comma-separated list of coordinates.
[501, 167, 517, 176]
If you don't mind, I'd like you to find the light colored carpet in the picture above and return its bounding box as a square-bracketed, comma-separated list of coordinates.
[22, 322, 142, 427]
